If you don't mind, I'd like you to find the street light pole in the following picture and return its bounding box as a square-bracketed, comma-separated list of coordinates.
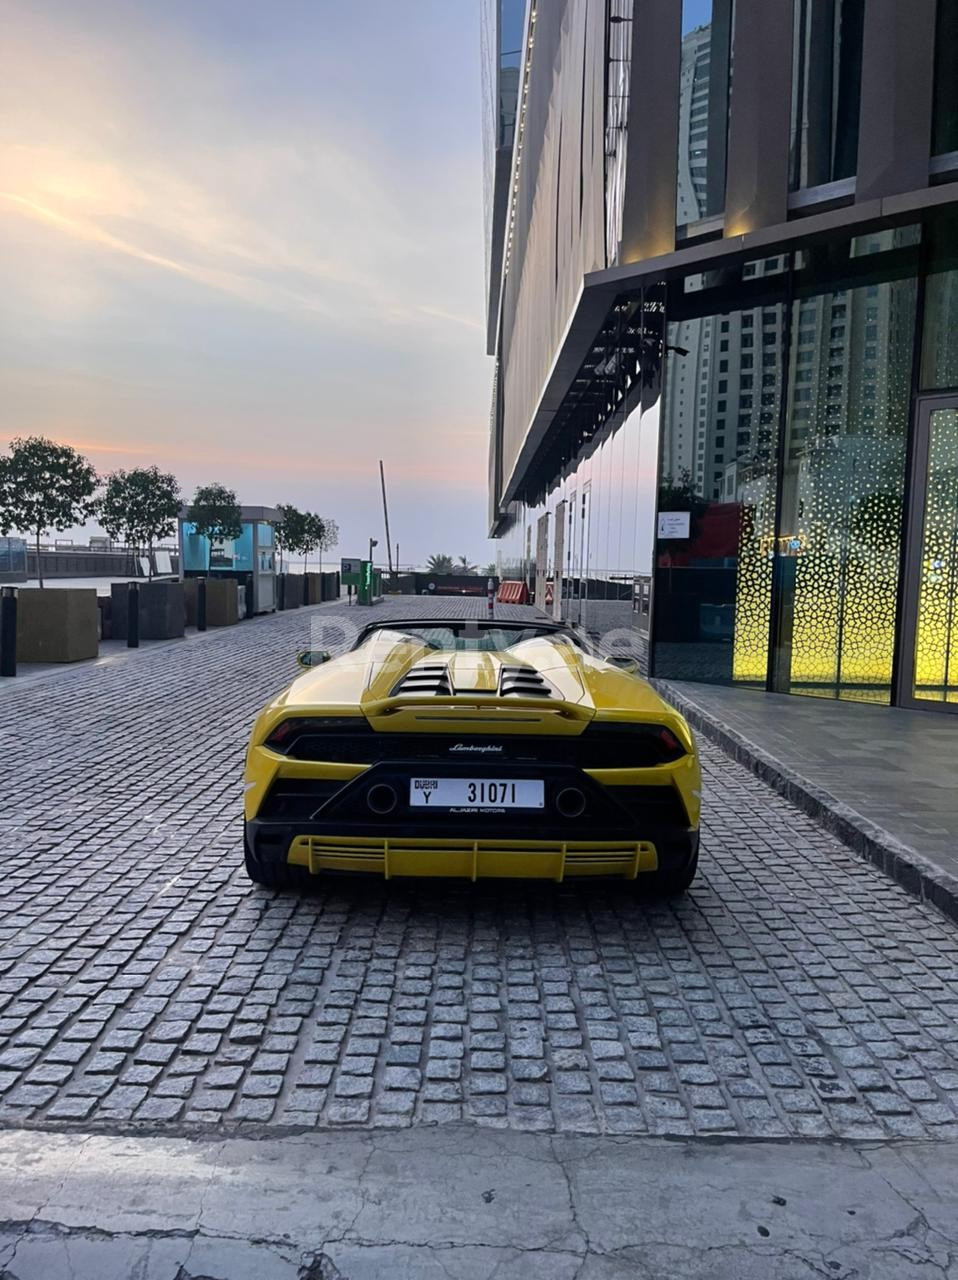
[379, 461, 394, 577]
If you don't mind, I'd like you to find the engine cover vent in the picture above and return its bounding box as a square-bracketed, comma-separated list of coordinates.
[499, 665, 552, 698]
[390, 664, 453, 697]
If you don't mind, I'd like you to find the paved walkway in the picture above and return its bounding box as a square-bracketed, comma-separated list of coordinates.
[2, 1124, 957, 1279]
[662, 681, 958, 888]
[0, 596, 956, 1143]
[1, 596, 957, 1276]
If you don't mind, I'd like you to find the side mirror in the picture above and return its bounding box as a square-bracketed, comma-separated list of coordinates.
[296, 649, 330, 669]
[608, 654, 639, 675]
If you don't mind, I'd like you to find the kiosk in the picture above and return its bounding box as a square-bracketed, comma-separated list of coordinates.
[178, 505, 279, 614]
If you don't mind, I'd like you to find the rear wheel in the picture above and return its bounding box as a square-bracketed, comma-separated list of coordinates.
[638, 838, 699, 898]
[649, 849, 698, 897]
[243, 821, 313, 891]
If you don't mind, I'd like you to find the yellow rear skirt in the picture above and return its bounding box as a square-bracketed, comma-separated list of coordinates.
[287, 835, 658, 882]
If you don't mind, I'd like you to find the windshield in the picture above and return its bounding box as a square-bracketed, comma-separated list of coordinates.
[359, 624, 577, 653]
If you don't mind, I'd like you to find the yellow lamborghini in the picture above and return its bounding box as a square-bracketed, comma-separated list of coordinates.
[243, 617, 701, 893]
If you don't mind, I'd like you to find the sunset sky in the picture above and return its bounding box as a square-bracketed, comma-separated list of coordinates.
[0, 0, 494, 566]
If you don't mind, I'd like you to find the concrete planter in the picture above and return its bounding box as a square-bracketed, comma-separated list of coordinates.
[184, 578, 239, 628]
[276, 574, 300, 611]
[302, 573, 322, 605]
[16, 588, 98, 663]
[110, 582, 186, 641]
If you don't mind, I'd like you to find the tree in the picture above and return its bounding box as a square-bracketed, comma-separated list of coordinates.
[187, 483, 243, 573]
[99, 466, 180, 580]
[426, 553, 455, 574]
[481, 562, 497, 578]
[274, 504, 305, 573]
[315, 517, 339, 573]
[299, 512, 323, 574]
[0, 436, 98, 587]
[457, 555, 478, 575]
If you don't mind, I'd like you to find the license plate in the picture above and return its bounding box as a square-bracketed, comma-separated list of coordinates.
[409, 777, 544, 810]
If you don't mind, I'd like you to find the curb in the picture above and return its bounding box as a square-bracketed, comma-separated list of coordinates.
[655, 679, 958, 928]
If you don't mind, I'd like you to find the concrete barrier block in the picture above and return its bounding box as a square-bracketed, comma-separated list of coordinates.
[205, 579, 239, 626]
[16, 588, 99, 662]
[111, 582, 186, 641]
[277, 573, 300, 610]
[183, 578, 239, 627]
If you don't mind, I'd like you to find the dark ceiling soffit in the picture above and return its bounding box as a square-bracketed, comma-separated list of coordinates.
[499, 280, 620, 509]
[497, 179, 958, 509]
[486, 146, 515, 356]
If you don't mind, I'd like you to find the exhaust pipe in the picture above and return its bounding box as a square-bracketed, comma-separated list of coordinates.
[555, 787, 587, 819]
[367, 783, 398, 815]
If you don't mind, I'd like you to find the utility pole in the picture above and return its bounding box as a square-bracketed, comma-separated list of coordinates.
[379, 460, 394, 576]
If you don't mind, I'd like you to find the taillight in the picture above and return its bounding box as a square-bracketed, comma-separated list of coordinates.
[580, 722, 687, 766]
[265, 721, 295, 749]
[263, 716, 370, 754]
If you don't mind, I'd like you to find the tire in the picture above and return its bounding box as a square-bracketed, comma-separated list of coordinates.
[638, 840, 699, 898]
[243, 822, 313, 891]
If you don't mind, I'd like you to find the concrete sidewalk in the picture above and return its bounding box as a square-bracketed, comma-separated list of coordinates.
[658, 680, 958, 925]
[1, 1124, 957, 1279]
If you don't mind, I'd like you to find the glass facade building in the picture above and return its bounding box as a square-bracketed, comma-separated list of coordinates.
[484, 0, 958, 713]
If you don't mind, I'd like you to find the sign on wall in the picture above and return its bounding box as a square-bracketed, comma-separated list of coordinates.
[657, 511, 691, 539]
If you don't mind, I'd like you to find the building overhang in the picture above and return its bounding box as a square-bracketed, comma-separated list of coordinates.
[496, 179, 958, 513]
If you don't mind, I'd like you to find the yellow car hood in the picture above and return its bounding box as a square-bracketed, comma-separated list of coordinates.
[267, 631, 683, 736]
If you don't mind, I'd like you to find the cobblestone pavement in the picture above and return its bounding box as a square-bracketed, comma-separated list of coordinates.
[1, 599, 957, 1141]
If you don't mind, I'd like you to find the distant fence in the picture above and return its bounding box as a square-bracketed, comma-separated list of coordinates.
[0, 538, 28, 583]
[383, 573, 499, 597]
[24, 547, 181, 580]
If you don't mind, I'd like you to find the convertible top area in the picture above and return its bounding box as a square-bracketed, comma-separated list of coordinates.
[351, 617, 581, 654]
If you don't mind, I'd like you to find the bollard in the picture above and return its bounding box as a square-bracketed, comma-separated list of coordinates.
[246, 573, 255, 619]
[197, 578, 207, 632]
[487, 576, 495, 620]
[0, 587, 17, 677]
[126, 581, 140, 648]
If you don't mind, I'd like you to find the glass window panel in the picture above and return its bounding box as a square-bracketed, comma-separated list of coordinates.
[789, 0, 865, 190]
[772, 271, 918, 702]
[499, 0, 525, 56]
[497, 0, 525, 147]
[933, 0, 958, 156]
[912, 408, 958, 703]
[676, 0, 733, 227]
[921, 214, 958, 391]
[653, 303, 783, 686]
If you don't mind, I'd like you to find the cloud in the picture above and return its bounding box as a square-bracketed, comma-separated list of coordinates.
[0, 16, 480, 338]
[0, 0, 495, 562]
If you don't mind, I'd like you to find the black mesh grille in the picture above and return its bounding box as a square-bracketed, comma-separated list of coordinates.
[258, 778, 344, 820]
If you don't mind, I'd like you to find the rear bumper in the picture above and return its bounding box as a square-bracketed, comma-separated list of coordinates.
[246, 819, 699, 882]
